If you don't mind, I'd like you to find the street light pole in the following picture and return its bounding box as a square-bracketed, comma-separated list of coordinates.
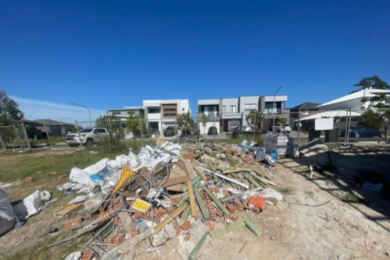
[272, 85, 283, 129]
[70, 102, 92, 127]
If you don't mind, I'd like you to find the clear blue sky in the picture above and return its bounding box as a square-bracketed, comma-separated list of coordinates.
[2, 0, 390, 121]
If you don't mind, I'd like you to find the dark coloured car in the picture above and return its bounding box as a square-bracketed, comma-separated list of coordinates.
[342, 127, 382, 138]
[164, 126, 177, 137]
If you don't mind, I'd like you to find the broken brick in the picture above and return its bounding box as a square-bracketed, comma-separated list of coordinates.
[226, 203, 236, 213]
[155, 207, 165, 218]
[112, 234, 125, 245]
[181, 220, 191, 231]
[81, 250, 95, 260]
[63, 217, 82, 229]
[25, 176, 32, 183]
[230, 214, 239, 221]
[206, 220, 215, 231]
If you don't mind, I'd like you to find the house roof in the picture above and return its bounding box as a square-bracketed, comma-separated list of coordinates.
[299, 110, 361, 121]
[34, 119, 74, 126]
[290, 102, 319, 111]
[318, 88, 390, 108]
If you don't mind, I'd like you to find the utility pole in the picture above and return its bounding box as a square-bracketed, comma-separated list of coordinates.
[70, 102, 92, 127]
[272, 85, 284, 129]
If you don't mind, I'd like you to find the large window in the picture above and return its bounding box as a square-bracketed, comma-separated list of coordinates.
[148, 107, 160, 114]
[265, 102, 274, 113]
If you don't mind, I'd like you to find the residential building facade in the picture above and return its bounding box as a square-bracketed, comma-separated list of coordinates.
[107, 99, 190, 136]
[198, 95, 288, 135]
[107, 106, 145, 123]
[289, 102, 319, 129]
[143, 99, 190, 135]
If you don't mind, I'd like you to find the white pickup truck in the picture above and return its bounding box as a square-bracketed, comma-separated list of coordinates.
[65, 128, 109, 146]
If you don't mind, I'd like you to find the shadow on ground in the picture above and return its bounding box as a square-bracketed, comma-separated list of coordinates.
[279, 147, 390, 233]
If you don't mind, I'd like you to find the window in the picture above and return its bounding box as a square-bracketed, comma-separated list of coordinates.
[276, 102, 282, 113]
[231, 105, 237, 112]
[265, 102, 274, 113]
[94, 128, 106, 134]
[223, 105, 226, 112]
[148, 107, 160, 113]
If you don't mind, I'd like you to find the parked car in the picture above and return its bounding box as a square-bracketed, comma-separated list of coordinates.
[163, 126, 177, 137]
[341, 127, 382, 138]
[65, 128, 109, 146]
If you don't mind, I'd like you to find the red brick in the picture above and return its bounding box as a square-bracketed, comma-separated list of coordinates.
[181, 220, 191, 231]
[81, 250, 95, 260]
[226, 203, 236, 213]
[209, 187, 219, 193]
[63, 217, 82, 229]
[155, 207, 165, 218]
[130, 230, 139, 238]
[112, 234, 125, 245]
[234, 198, 245, 211]
[206, 220, 215, 231]
[25, 176, 32, 183]
[230, 214, 239, 221]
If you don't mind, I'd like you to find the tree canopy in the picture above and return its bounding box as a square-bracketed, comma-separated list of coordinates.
[126, 114, 146, 137]
[354, 75, 389, 90]
[245, 110, 264, 132]
[0, 90, 23, 124]
[358, 110, 383, 129]
[177, 113, 195, 136]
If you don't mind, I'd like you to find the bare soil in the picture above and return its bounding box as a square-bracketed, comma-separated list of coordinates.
[1, 158, 390, 260]
[135, 160, 390, 260]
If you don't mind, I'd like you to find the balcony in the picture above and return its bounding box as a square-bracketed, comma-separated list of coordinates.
[263, 110, 289, 119]
[221, 112, 242, 119]
[198, 112, 220, 122]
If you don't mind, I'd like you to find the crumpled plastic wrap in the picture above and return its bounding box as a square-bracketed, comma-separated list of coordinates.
[57, 142, 182, 195]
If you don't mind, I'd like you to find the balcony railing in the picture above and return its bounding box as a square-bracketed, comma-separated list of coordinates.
[221, 112, 242, 119]
[198, 113, 220, 122]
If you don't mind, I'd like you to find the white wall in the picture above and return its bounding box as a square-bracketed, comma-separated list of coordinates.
[239, 96, 259, 113]
[222, 98, 239, 113]
[199, 122, 220, 135]
[177, 99, 190, 114]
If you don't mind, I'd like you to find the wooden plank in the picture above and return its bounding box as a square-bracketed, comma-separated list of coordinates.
[153, 204, 187, 232]
[187, 180, 198, 218]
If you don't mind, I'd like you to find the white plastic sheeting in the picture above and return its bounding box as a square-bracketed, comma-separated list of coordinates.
[58, 142, 182, 194]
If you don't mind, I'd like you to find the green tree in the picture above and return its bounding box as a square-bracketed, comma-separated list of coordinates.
[199, 114, 208, 134]
[245, 110, 264, 133]
[177, 113, 195, 136]
[0, 90, 24, 145]
[96, 115, 121, 130]
[126, 114, 145, 138]
[359, 110, 383, 129]
[354, 75, 390, 90]
[0, 90, 23, 123]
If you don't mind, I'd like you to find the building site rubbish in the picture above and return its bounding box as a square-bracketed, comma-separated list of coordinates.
[0, 188, 51, 236]
[50, 141, 281, 259]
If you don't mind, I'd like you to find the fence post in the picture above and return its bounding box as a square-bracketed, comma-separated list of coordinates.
[21, 122, 31, 150]
[0, 134, 5, 151]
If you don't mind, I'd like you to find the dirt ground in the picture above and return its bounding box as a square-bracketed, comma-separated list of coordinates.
[1, 158, 390, 259]
[133, 160, 390, 260]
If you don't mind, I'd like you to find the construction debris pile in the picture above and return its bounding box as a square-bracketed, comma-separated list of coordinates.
[55, 141, 283, 260]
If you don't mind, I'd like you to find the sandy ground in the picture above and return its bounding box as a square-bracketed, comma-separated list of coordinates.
[135, 160, 390, 260]
[1, 158, 390, 259]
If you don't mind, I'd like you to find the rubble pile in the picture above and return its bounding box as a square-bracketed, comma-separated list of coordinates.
[55, 141, 282, 260]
